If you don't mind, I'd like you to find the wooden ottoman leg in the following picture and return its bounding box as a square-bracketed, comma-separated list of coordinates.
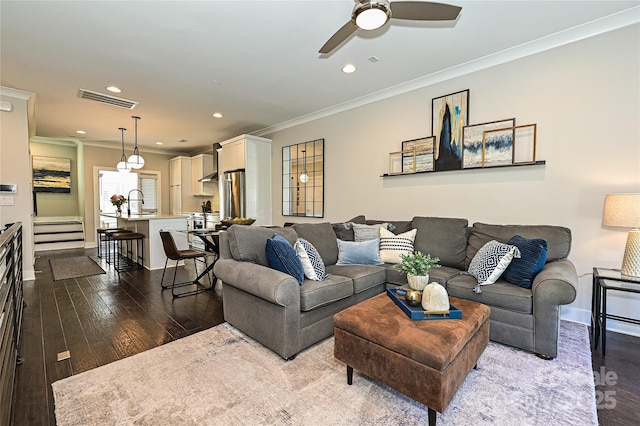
[347, 365, 353, 385]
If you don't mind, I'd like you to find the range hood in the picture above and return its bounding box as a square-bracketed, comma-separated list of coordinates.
[198, 143, 220, 182]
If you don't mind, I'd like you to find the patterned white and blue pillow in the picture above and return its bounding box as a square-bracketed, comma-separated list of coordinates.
[295, 238, 330, 281]
[467, 240, 521, 293]
[265, 234, 304, 285]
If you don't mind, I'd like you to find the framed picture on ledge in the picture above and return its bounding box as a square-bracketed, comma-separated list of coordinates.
[462, 118, 515, 169]
[402, 136, 435, 173]
[432, 89, 469, 172]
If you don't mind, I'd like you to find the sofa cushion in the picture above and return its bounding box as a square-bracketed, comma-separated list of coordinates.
[412, 216, 469, 269]
[326, 264, 387, 294]
[336, 238, 383, 265]
[299, 275, 353, 311]
[384, 265, 461, 286]
[332, 215, 367, 241]
[295, 237, 330, 281]
[502, 235, 548, 288]
[446, 274, 533, 314]
[379, 228, 417, 264]
[293, 222, 339, 265]
[265, 234, 304, 285]
[470, 223, 571, 261]
[227, 225, 298, 266]
[466, 240, 520, 287]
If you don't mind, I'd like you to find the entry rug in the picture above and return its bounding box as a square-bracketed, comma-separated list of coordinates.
[53, 321, 597, 425]
[49, 256, 106, 281]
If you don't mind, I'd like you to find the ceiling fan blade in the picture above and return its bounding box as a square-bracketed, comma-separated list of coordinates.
[390, 1, 462, 21]
[319, 20, 358, 54]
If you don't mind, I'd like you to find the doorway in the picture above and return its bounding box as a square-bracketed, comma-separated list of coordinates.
[97, 169, 159, 228]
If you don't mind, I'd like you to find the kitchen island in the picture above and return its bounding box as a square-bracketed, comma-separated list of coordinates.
[101, 213, 189, 270]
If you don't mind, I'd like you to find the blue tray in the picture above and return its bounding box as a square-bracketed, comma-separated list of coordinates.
[387, 288, 462, 320]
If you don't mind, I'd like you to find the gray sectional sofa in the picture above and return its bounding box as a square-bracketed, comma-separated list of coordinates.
[213, 216, 578, 360]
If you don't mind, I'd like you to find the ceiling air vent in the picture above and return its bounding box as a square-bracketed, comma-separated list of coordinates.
[77, 88, 139, 110]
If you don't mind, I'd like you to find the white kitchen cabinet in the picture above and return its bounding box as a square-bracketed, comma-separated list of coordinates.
[191, 153, 216, 196]
[219, 139, 246, 173]
[218, 134, 272, 225]
[169, 156, 198, 214]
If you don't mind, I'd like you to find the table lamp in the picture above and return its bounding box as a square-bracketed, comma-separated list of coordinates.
[602, 193, 640, 277]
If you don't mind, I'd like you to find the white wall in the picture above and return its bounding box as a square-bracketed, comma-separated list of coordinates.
[265, 25, 640, 335]
[0, 87, 36, 280]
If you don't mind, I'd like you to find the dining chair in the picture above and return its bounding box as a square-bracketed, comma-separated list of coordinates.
[159, 230, 211, 298]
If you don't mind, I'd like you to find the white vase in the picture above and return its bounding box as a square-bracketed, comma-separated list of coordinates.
[407, 274, 429, 291]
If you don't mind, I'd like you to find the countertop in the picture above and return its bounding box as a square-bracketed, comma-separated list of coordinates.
[101, 213, 188, 221]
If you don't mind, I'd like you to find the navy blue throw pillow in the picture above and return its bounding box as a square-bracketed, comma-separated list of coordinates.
[266, 234, 305, 285]
[503, 235, 548, 288]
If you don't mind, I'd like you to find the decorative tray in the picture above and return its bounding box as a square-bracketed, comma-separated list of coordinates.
[387, 288, 462, 321]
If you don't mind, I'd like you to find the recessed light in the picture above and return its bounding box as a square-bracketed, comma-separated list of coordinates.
[106, 86, 122, 93]
[213, 112, 223, 118]
[76, 130, 86, 134]
[342, 64, 356, 74]
[155, 141, 163, 145]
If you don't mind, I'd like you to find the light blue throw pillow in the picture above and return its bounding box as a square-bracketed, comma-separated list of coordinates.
[336, 238, 383, 265]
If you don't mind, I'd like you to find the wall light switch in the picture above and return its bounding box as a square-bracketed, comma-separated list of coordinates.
[1, 197, 14, 206]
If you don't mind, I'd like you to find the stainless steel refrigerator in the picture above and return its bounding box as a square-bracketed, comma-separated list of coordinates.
[223, 170, 245, 220]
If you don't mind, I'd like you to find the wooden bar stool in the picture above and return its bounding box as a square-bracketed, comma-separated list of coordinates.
[111, 231, 144, 273]
[159, 230, 211, 298]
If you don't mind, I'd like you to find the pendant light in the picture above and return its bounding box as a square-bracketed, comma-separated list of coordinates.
[116, 127, 131, 173]
[299, 149, 309, 183]
[128, 115, 145, 169]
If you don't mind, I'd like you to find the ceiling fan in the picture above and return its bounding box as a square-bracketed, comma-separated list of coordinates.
[319, 0, 462, 54]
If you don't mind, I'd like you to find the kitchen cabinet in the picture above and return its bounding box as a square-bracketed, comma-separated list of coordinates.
[169, 156, 198, 214]
[191, 154, 216, 196]
[219, 139, 246, 173]
[218, 134, 272, 225]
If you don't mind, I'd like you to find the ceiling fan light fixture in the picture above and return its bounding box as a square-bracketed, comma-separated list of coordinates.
[353, 1, 391, 31]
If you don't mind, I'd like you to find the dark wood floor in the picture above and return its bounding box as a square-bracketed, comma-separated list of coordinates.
[10, 248, 640, 425]
[13, 248, 224, 426]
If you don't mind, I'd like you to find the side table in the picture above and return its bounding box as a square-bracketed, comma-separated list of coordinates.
[592, 267, 640, 356]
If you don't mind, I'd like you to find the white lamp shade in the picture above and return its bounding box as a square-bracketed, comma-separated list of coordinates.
[117, 161, 131, 173]
[355, 8, 388, 30]
[602, 193, 640, 228]
[127, 154, 145, 169]
[299, 172, 309, 183]
[603, 193, 640, 277]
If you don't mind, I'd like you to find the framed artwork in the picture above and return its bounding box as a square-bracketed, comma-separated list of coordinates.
[480, 123, 519, 167]
[32, 156, 71, 193]
[462, 118, 515, 169]
[484, 123, 537, 166]
[402, 137, 435, 173]
[432, 89, 469, 171]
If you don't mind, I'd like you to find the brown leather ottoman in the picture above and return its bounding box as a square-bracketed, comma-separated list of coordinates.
[334, 293, 490, 426]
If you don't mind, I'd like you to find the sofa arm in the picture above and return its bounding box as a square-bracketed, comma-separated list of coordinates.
[214, 258, 300, 308]
[531, 259, 578, 307]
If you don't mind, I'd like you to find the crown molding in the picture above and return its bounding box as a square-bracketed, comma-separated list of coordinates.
[80, 140, 190, 157]
[254, 6, 640, 137]
[0, 86, 35, 100]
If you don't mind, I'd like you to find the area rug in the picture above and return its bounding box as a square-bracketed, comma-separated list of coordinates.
[49, 256, 106, 281]
[52, 321, 597, 425]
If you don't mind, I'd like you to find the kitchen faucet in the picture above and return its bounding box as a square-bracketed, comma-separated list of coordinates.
[127, 189, 145, 216]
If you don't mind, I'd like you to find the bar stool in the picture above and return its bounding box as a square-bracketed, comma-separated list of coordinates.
[103, 229, 132, 264]
[110, 231, 144, 273]
[159, 230, 211, 298]
[96, 227, 124, 258]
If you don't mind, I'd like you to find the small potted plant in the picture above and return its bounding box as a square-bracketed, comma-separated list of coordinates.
[395, 251, 440, 291]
